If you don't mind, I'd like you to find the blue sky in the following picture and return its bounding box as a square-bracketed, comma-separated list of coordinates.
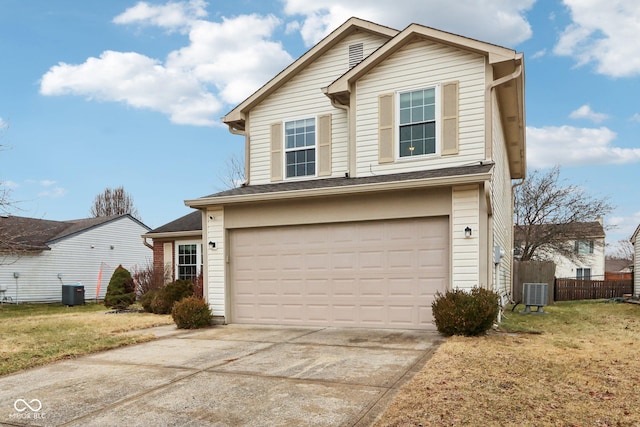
[1, 0, 639, 251]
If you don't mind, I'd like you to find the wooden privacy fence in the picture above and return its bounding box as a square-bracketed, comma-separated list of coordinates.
[555, 279, 633, 301]
[512, 260, 556, 304]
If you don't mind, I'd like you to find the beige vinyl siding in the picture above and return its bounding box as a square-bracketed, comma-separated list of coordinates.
[490, 94, 513, 297]
[249, 32, 390, 184]
[205, 207, 225, 316]
[0, 217, 150, 303]
[452, 185, 480, 290]
[355, 39, 486, 177]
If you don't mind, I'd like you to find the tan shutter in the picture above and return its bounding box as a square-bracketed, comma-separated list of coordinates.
[442, 81, 459, 155]
[378, 93, 394, 163]
[270, 122, 283, 182]
[317, 114, 332, 176]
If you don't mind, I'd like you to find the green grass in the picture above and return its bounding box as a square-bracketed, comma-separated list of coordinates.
[0, 303, 173, 376]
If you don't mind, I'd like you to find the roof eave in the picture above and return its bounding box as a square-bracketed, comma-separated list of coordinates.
[142, 230, 202, 240]
[185, 171, 492, 208]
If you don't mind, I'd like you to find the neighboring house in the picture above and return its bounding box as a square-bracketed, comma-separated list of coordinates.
[142, 211, 203, 282]
[514, 221, 606, 280]
[604, 258, 632, 280]
[185, 17, 526, 329]
[0, 214, 151, 303]
[632, 225, 640, 296]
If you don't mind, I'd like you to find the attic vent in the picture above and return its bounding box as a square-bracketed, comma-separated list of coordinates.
[522, 283, 549, 314]
[349, 43, 364, 69]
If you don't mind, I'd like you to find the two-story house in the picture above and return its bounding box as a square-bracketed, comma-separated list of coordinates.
[186, 18, 526, 329]
[514, 220, 606, 280]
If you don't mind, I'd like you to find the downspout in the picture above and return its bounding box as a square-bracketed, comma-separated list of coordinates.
[142, 237, 153, 250]
[485, 57, 523, 162]
[228, 124, 249, 186]
[329, 97, 351, 177]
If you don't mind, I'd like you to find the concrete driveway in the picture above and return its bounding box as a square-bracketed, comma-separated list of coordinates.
[0, 324, 442, 426]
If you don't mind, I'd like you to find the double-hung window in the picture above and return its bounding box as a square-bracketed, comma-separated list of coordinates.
[177, 243, 201, 281]
[576, 268, 591, 280]
[574, 240, 594, 255]
[285, 118, 316, 178]
[398, 87, 437, 158]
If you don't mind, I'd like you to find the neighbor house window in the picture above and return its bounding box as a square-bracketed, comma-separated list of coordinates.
[177, 243, 201, 281]
[398, 87, 437, 157]
[285, 118, 316, 178]
[574, 240, 594, 255]
[576, 268, 591, 280]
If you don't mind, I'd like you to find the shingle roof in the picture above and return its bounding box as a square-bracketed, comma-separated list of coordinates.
[514, 221, 606, 241]
[147, 211, 202, 234]
[0, 214, 146, 252]
[199, 163, 494, 200]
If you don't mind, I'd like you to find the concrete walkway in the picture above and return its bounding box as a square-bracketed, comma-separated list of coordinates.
[0, 324, 443, 426]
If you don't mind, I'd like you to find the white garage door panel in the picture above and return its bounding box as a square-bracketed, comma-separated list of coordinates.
[230, 217, 449, 329]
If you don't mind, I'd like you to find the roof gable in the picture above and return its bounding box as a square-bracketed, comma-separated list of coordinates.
[0, 214, 149, 252]
[514, 221, 606, 242]
[146, 211, 202, 235]
[222, 17, 397, 131]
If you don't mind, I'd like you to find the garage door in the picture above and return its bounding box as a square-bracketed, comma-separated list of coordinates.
[229, 217, 449, 329]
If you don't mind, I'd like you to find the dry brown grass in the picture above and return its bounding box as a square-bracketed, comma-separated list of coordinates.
[376, 300, 640, 427]
[0, 303, 173, 376]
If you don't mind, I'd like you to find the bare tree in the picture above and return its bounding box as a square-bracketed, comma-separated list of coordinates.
[514, 166, 613, 261]
[217, 153, 245, 190]
[90, 186, 141, 220]
[607, 239, 634, 263]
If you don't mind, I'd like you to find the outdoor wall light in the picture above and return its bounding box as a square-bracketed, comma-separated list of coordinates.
[209, 241, 216, 249]
[13, 272, 19, 279]
[464, 227, 472, 238]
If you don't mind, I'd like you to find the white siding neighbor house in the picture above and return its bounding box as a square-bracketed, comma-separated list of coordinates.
[0, 214, 151, 303]
[186, 18, 526, 329]
[515, 221, 606, 280]
[632, 225, 640, 296]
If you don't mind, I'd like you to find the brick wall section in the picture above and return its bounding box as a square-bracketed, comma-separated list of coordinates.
[153, 241, 166, 273]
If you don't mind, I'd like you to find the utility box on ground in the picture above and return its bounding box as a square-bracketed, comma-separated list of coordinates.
[62, 284, 85, 306]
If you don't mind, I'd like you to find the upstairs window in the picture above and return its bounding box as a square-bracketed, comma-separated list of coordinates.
[574, 240, 594, 255]
[398, 87, 437, 157]
[285, 118, 316, 178]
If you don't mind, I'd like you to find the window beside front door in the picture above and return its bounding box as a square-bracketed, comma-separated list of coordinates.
[284, 118, 316, 178]
[177, 243, 201, 281]
[398, 87, 438, 158]
[576, 268, 591, 280]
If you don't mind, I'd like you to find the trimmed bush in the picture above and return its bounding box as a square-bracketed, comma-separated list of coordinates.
[432, 287, 500, 337]
[140, 289, 158, 313]
[146, 280, 195, 315]
[104, 265, 136, 310]
[172, 297, 213, 329]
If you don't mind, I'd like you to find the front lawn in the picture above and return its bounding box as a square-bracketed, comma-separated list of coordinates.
[376, 300, 640, 426]
[0, 303, 173, 376]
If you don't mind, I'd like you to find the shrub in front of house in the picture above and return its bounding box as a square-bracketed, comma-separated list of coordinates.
[171, 296, 213, 329]
[104, 265, 136, 310]
[432, 287, 500, 336]
[147, 279, 195, 314]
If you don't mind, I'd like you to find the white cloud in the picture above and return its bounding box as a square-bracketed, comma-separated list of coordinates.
[569, 104, 608, 123]
[530, 49, 546, 59]
[40, 4, 292, 126]
[281, 0, 535, 47]
[38, 187, 67, 199]
[113, 0, 207, 32]
[630, 113, 640, 123]
[2, 180, 19, 190]
[40, 180, 56, 187]
[0, 117, 7, 130]
[554, 1, 640, 77]
[526, 125, 640, 168]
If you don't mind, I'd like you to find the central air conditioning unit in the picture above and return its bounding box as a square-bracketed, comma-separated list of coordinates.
[522, 283, 548, 314]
